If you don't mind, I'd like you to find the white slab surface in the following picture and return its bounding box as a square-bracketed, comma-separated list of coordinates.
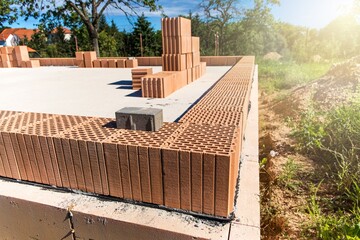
[0, 66, 230, 122]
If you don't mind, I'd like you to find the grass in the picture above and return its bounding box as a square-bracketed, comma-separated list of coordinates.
[257, 60, 331, 93]
[277, 158, 300, 191]
[307, 182, 360, 240]
[292, 101, 360, 239]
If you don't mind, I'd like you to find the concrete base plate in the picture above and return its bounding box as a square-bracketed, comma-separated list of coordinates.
[0, 66, 259, 239]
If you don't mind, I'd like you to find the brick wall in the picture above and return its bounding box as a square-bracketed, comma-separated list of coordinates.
[0, 56, 255, 218]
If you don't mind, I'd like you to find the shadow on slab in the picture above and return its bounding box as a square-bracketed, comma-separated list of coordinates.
[126, 90, 142, 97]
[108, 80, 132, 85]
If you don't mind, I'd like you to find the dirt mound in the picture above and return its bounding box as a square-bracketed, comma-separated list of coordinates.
[263, 52, 282, 61]
[272, 56, 360, 117]
[311, 55, 322, 63]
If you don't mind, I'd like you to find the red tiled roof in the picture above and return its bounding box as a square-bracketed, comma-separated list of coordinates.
[0, 28, 37, 41]
[51, 27, 72, 34]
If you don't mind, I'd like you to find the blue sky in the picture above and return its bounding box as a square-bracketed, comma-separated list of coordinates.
[9, 0, 356, 31]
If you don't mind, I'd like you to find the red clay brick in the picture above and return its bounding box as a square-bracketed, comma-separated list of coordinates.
[96, 142, 110, 195]
[179, 150, 191, 210]
[9, 133, 27, 180]
[191, 151, 203, 212]
[0, 132, 20, 179]
[138, 146, 152, 203]
[16, 134, 35, 182]
[87, 141, 103, 194]
[0, 133, 13, 178]
[163, 148, 180, 209]
[128, 145, 142, 201]
[148, 147, 163, 205]
[31, 135, 49, 184]
[125, 59, 138, 68]
[103, 143, 123, 198]
[38, 135, 57, 186]
[108, 59, 116, 68]
[215, 154, 232, 217]
[0, 145, 5, 176]
[117, 59, 126, 68]
[78, 140, 95, 193]
[100, 59, 109, 68]
[203, 153, 216, 215]
[23, 134, 42, 183]
[117, 144, 132, 199]
[47, 137, 62, 187]
[93, 60, 101, 68]
[61, 138, 78, 189]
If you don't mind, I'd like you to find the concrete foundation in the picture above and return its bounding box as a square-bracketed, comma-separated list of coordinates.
[0, 66, 259, 239]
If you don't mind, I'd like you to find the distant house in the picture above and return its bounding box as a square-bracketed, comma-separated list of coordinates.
[0, 28, 37, 47]
[0, 27, 72, 48]
[50, 27, 72, 41]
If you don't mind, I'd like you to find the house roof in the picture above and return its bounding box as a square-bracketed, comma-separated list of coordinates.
[51, 27, 72, 35]
[0, 28, 37, 41]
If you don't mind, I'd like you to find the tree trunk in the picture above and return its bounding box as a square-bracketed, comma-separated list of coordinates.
[92, 36, 100, 57]
[87, 26, 100, 57]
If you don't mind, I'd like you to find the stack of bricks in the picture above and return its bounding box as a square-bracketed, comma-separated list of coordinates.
[35, 58, 77, 66]
[136, 57, 162, 66]
[131, 68, 153, 90]
[75, 51, 138, 68]
[0, 57, 254, 219]
[0, 46, 40, 68]
[141, 71, 188, 98]
[140, 17, 207, 98]
[161, 18, 206, 83]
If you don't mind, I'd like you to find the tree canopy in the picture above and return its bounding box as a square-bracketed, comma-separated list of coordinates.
[0, 0, 18, 28]
[2, 0, 360, 62]
[16, 0, 161, 56]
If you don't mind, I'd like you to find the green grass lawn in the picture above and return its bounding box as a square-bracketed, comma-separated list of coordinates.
[258, 60, 331, 93]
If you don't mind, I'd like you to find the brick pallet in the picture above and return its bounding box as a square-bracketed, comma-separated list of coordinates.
[131, 68, 153, 90]
[161, 18, 206, 82]
[141, 17, 207, 98]
[141, 71, 187, 98]
[0, 57, 254, 219]
[75, 51, 138, 68]
[0, 46, 40, 68]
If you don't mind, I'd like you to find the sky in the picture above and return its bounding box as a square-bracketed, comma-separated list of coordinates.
[8, 0, 356, 31]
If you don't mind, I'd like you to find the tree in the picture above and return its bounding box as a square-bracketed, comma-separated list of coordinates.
[0, 0, 17, 28]
[199, 0, 279, 55]
[199, 0, 239, 55]
[130, 14, 159, 56]
[18, 0, 160, 56]
[99, 30, 117, 56]
[236, 0, 284, 56]
[187, 12, 216, 55]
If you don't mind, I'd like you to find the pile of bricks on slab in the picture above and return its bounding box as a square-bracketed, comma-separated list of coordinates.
[139, 17, 207, 98]
[0, 46, 40, 68]
[35, 58, 77, 66]
[201, 56, 243, 66]
[75, 51, 138, 68]
[136, 57, 162, 66]
[0, 56, 254, 219]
